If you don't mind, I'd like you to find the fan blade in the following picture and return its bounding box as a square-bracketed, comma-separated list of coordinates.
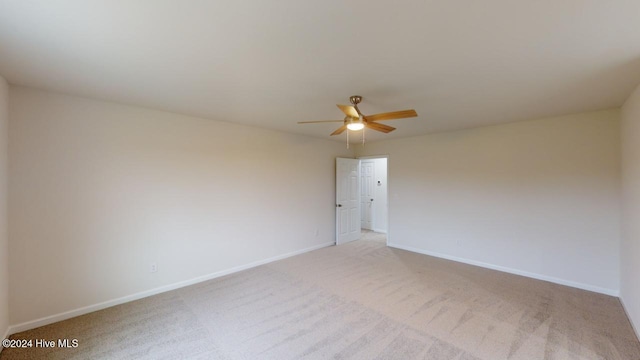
[366, 122, 396, 133]
[297, 120, 344, 124]
[336, 105, 359, 118]
[331, 125, 347, 135]
[366, 109, 417, 122]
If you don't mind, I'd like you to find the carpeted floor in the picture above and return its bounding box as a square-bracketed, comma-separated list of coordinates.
[2, 231, 639, 359]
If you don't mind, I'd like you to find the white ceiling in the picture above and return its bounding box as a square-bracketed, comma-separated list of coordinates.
[1, 1, 639, 142]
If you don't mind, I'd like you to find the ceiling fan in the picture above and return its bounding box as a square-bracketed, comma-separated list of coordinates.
[298, 95, 418, 137]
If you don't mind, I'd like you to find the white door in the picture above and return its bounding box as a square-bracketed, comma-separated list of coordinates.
[336, 158, 361, 244]
[360, 160, 375, 230]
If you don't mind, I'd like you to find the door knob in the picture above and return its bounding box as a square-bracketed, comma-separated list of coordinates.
[370, 199, 374, 201]
[336, 204, 342, 207]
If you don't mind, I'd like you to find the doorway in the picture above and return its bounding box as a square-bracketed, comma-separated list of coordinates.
[359, 156, 388, 244]
[335, 156, 389, 245]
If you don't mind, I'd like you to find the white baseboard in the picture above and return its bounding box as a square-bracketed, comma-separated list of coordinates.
[0, 327, 8, 354]
[7, 241, 334, 336]
[387, 242, 619, 297]
[620, 296, 640, 342]
[372, 228, 387, 234]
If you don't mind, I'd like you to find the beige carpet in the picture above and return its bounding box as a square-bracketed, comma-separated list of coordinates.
[2, 231, 639, 359]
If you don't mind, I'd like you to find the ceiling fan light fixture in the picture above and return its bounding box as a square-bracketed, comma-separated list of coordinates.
[297, 95, 416, 138]
[346, 116, 365, 131]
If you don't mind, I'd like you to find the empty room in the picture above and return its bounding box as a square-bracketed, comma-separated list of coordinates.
[1, 1, 640, 359]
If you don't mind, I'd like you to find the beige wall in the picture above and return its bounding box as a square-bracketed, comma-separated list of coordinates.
[357, 110, 621, 294]
[0, 76, 8, 341]
[621, 83, 640, 337]
[8, 86, 350, 327]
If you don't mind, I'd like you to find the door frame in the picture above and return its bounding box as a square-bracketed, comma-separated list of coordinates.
[357, 155, 390, 246]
